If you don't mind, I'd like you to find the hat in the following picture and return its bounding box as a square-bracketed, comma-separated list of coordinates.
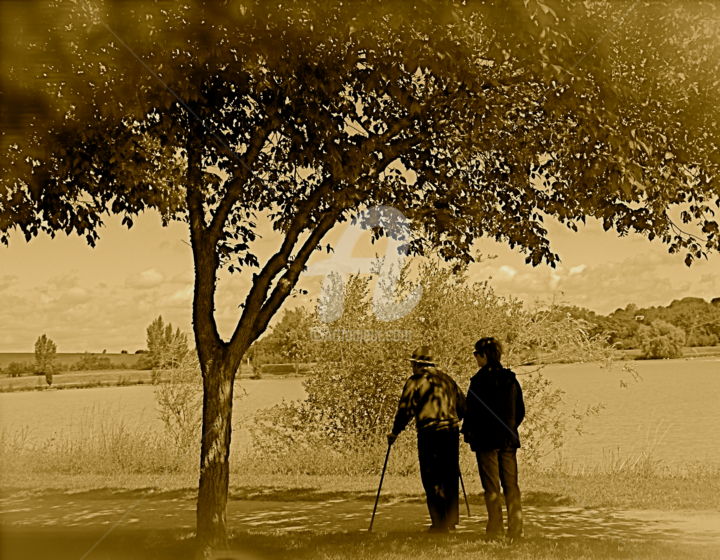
[409, 345, 435, 365]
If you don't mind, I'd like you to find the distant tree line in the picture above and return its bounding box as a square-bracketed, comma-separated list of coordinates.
[2, 340, 154, 377]
[2, 317, 191, 378]
[249, 296, 720, 365]
[555, 297, 720, 358]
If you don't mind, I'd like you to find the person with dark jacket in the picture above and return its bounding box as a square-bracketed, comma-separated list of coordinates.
[462, 337, 525, 540]
[388, 346, 466, 532]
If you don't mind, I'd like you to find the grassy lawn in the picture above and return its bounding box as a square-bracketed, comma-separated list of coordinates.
[234, 533, 719, 560]
[2, 471, 719, 560]
[3, 467, 719, 511]
[3, 464, 719, 560]
[2, 519, 717, 560]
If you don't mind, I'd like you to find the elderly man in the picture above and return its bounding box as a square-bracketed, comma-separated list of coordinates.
[387, 346, 466, 532]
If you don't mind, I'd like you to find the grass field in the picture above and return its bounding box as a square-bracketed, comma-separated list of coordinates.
[0, 352, 141, 369]
[0, 364, 261, 392]
[0, 369, 153, 392]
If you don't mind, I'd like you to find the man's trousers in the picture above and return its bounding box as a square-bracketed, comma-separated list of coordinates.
[417, 428, 460, 530]
[475, 448, 523, 538]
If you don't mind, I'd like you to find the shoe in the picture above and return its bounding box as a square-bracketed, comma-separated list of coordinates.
[427, 525, 450, 534]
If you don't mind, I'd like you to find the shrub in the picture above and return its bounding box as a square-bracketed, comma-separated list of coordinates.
[5, 361, 34, 377]
[71, 353, 113, 371]
[638, 320, 686, 359]
[250, 260, 609, 469]
[153, 345, 202, 452]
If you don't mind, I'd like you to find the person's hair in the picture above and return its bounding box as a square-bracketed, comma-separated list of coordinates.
[474, 337, 503, 365]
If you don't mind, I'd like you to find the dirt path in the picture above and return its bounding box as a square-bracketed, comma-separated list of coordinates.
[2, 489, 719, 559]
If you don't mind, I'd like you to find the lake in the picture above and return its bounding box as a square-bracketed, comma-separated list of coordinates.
[533, 357, 720, 469]
[1, 358, 718, 468]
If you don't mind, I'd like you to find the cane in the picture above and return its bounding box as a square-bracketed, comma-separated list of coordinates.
[459, 469, 471, 518]
[368, 441, 392, 532]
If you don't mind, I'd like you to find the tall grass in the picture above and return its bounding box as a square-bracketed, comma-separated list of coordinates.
[2, 416, 717, 481]
[0, 409, 196, 476]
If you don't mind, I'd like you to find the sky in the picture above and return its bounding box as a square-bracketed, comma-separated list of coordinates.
[0, 210, 718, 353]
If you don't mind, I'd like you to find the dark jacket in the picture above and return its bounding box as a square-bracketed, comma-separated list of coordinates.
[461, 363, 525, 451]
[391, 366, 466, 435]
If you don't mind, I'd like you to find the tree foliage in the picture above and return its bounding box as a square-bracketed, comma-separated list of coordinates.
[560, 297, 720, 349]
[638, 320, 686, 359]
[2, 1, 720, 266]
[250, 307, 316, 373]
[33, 334, 57, 375]
[146, 316, 190, 369]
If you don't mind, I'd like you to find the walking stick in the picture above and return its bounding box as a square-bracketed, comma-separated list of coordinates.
[459, 469, 471, 518]
[368, 441, 392, 532]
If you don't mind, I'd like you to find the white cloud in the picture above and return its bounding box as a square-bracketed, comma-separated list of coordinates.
[499, 265, 517, 278]
[125, 268, 164, 289]
[168, 285, 194, 304]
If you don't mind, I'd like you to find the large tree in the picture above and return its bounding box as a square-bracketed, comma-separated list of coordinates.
[2, 0, 719, 554]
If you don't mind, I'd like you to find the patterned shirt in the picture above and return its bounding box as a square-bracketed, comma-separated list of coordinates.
[391, 366, 466, 435]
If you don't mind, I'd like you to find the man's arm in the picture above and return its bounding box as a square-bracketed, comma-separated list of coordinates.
[389, 376, 417, 439]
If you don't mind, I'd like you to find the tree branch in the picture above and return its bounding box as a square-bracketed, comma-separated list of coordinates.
[227, 177, 335, 355]
[249, 209, 341, 343]
[223, 110, 424, 364]
[207, 116, 279, 242]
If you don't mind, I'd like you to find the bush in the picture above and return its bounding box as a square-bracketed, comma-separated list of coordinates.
[638, 320, 686, 359]
[153, 345, 202, 452]
[4, 361, 34, 377]
[71, 353, 113, 371]
[250, 260, 609, 469]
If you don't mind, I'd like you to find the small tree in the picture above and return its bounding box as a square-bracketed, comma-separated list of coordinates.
[147, 316, 190, 369]
[34, 334, 57, 376]
[639, 320, 686, 359]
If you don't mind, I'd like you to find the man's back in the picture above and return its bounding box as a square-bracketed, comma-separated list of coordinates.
[392, 366, 466, 433]
[463, 364, 524, 450]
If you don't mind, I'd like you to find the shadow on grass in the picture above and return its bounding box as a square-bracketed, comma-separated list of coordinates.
[1, 486, 573, 507]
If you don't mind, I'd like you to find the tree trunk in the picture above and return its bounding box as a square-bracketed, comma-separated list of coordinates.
[195, 358, 236, 557]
